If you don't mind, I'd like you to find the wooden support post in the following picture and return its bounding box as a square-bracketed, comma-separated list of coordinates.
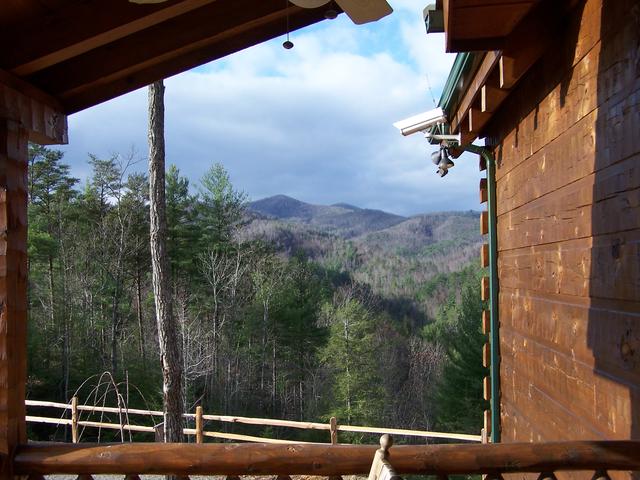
[479, 178, 487, 204]
[482, 310, 490, 335]
[482, 344, 490, 369]
[0, 118, 29, 479]
[480, 211, 489, 235]
[71, 396, 79, 443]
[124, 475, 141, 480]
[480, 244, 489, 268]
[195, 406, 203, 444]
[481, 276, 490, 302]
[330, 416, 338, 445]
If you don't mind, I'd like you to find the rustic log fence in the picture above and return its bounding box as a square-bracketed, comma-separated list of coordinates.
[25, 398, 482, 444]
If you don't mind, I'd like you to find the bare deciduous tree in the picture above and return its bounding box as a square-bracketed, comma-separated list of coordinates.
[148, 79, 184, 445]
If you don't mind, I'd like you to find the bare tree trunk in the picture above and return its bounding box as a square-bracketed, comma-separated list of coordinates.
[148, 79, 184, 446]
[135, 267, 146, 366]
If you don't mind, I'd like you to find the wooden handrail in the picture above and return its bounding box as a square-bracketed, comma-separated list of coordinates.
[13, 441, 640, 476]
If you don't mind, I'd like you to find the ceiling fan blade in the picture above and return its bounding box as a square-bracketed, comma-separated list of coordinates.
[288, 0, 332, 8]
[335, 0, 392, 24]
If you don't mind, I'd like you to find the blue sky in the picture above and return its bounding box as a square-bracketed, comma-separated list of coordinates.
[59, 0, 479, 217]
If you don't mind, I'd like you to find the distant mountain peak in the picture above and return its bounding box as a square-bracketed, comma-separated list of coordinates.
[248, 195, 406, 238]
[331, 202, 361, 211]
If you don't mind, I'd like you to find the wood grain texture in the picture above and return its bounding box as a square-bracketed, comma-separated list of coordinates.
[0, 0, 218, 75]
[0, 119, 28, 461]
[482, 0, 640, 452]
[0, 70, 67, 145]
[13, 441, 640, 476]
[58, 7, 327, 114]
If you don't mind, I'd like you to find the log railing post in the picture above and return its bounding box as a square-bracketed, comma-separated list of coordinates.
[71, 397, 79, 443]
[330, 417, 338, 445]
[195, 406, 203, 444]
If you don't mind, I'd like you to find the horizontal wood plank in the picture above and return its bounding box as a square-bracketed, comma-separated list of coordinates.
[498, 232, 640, 301]
[500, 326, 637, 438]
[499, 287, 640, 390]
[498, 153, 640, 251]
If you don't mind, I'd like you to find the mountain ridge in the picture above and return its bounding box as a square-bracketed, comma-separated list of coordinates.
[249, 194, 407, 238]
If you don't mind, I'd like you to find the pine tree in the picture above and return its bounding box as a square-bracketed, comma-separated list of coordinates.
[432, 275, 489, 433]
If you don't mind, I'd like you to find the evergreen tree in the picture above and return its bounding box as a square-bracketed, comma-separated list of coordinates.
[198, 163, 247, 250]
[320, 288, 384, 430]
[432, 275, 489, 433]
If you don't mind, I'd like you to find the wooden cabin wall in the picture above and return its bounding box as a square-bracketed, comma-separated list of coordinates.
[484, 0, 639, 445]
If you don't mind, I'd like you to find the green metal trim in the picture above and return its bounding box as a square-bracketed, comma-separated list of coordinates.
[438, 53, 470, 111]
[460, 144, 501, 443]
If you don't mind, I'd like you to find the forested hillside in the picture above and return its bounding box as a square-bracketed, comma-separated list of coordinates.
[26, 146, 487, 443]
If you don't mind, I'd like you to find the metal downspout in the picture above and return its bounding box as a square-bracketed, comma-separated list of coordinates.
[461, 144, 501, 443]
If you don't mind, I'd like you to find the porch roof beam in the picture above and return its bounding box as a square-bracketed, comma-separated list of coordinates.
[0, 0, 218, 77]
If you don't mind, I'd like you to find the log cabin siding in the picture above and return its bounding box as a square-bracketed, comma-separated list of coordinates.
[483, 0, 640, 445]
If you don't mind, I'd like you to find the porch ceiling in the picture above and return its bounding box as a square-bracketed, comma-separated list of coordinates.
[444, 0, 540, 52]
[0, 0, 341, 114]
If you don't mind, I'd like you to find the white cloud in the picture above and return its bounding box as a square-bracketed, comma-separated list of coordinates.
[59, 2, 476, 217]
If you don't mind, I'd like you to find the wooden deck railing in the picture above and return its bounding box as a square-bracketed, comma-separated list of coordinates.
[26, 398, 481, 444]
[13, 440, 640, 477]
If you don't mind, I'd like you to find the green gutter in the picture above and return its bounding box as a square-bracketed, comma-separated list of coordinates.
[438, 52, 471, 110]
[461, 144, 501, 443]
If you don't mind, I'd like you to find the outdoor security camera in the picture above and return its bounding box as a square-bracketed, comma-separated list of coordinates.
[393, 107, 447, 136]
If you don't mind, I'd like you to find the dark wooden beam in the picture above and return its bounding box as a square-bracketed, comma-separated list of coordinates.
[0, 0, 218, 76]
[499, 0, 576, 88]
[28, 1, 293, 95]
[0, 119, 28, 469]
[14, 441, 640, 476]
[448, 36, 505, 53]
[480, 84, 508, 114]
[58, 7, 330, 114]
[0, 70, 67, 145]
[468, 107, 491, 134]
[450, 51, 500, 133]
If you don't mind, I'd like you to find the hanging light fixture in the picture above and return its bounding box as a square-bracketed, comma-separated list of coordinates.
[283, 0, 294, 49]
[433, 145, 454, 177]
